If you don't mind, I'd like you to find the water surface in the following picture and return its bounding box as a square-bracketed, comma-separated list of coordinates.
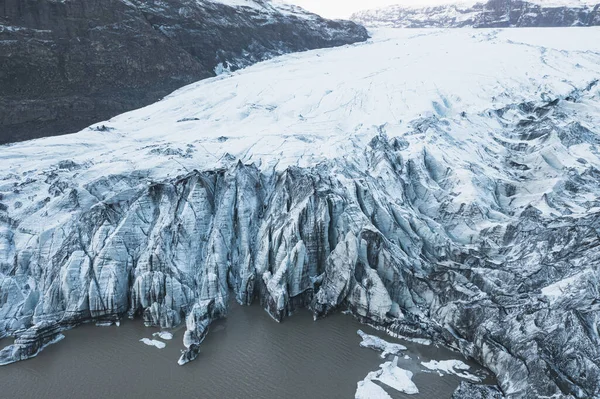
[0, 303, 490, 398]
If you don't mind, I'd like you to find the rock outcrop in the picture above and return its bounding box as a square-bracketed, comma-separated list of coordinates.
[0, 0, 368, 144]
[352, 0, 600, 29]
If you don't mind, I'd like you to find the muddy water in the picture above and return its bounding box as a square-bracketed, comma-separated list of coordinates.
[0, 303, 491, 398]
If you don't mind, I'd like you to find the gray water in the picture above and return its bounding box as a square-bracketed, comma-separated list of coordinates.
[0, 304, 491, 398]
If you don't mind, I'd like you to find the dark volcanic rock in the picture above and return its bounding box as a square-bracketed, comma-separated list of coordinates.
[352, 0, 600, 29]
[0, 0, 368, 144]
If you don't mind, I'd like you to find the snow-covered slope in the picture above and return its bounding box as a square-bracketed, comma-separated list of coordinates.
[1, 28, 600, 398]
[352, 0, 600, 28]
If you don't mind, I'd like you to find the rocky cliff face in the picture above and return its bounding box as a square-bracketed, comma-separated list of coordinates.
[352, 0, 600, 28]
[1, 27, 600, 398]
[0, 0, 367, 144]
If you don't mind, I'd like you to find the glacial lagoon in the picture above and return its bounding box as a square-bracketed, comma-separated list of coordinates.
[0, 303, 491, 398]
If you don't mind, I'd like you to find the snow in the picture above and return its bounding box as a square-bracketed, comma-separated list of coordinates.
[527, 0, 598, 7]
[358, 330, 407, 358]
[153, 331, 174, 340]
[421, 359, 483, 382]
[140, 338, 167, 349]
[206, 0, 264, 8]
[376, 0, 600, 7]
[2, 28, 599, 200]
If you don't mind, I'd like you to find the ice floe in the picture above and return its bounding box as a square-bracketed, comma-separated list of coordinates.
[355, 378, 392, 399]
[153, 331, 174, 340]
[140, 338, 166, 349]
[356, 356, 419, 397]
[357, 330, 406, 358]
[421, 359, 483, 382]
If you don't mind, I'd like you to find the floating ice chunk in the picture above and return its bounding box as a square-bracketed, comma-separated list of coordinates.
[421, 359, 483, 382]
[355, 356, 419, 397]
[358, 330, 407, 358]
[375, 356, 419, 394]
[140, 338, 166, 349]
[153, 331, 173, 340]
[355, 378, 393, 399]
[404, 355, 410, 360]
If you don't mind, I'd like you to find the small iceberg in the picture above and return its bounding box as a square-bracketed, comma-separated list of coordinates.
[153, 331, 173, 340]
[375, 356, 419, 394]
[355, 378, 392, 399]
[421, 359, 483, 382]
[358, 330, 406, 358]
[355, 356, 419, 398]
[140, 338, 166, 349]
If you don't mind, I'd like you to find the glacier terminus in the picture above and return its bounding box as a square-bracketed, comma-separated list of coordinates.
[1, 24, 600, 399]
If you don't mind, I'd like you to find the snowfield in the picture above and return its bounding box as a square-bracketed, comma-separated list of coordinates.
[2, 28, 599, 182]
[1, 28, 600, 398]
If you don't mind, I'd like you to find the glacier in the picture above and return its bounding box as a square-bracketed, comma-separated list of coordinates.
[1, 27, 600, 398]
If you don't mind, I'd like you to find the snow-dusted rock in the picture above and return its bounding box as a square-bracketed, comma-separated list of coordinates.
[352, 0, 600, 28]
[0, 0, 368, 144]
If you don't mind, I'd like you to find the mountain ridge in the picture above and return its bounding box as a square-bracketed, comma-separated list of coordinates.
[0, 0, 367, 144]
[352, 0, 600, 28]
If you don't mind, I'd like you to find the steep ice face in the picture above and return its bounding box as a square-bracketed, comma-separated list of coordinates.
[1, 28, 600, 398]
